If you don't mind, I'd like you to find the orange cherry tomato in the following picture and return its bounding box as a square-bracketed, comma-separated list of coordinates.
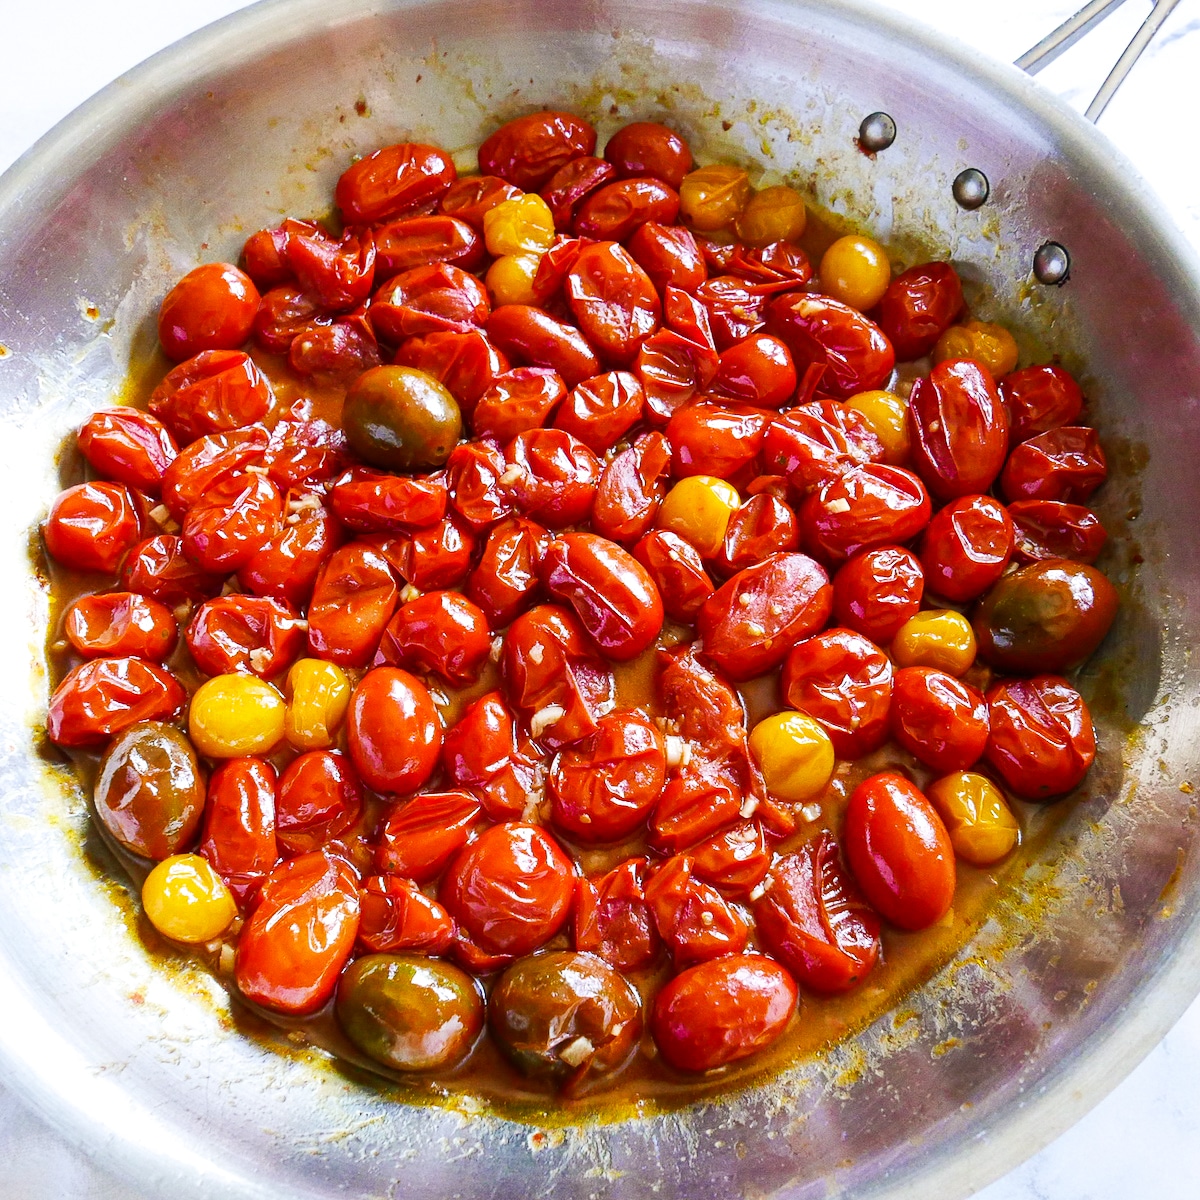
[235, 849, 360, 1015]
[357, 875, 456, 955]
[335, 142, 457, 224]
[564, 241, 661, 366]
[504, 428, 601, 528]
[346, 667, 442, 795]
[47, 657, 186, 747]
[890, 667, 989, 772]
[238, 494, 342, 608]
[573, 178, 680, 241]
[710, 333, 798, 409]
[604, 122, 693, 188]
[373, 215, 484, 277]
[120, 534, 224, 606]
[716, 493, 800, 575]
[181, 471, 284, 574]
[689, 820, 771, 897]
[919, 493, 1014, 603]
[539, 155, 618, 229]
[632, 529, 715, 622]
[438, 175, 523, 230]
[306, 543, 399, 668]
[161, 426, 269, 519]
[478, 111, 597, 190]
[487, 305, 601, 388]
[275, 750, 363, 857]
[1000, 426, 1107, 504]
[375, 590, 491, 686]
[158, 263, 260, 362]
[446, 441, 512, 529]
[800, 463, 932, 563]
[627, 222, 707, 296]
[554, 370, 645, 451]
[43, 481, 145, 574]
[999, 364, 1084, 443]
[592, 430, 671, 544]
[186, 594, 304, 679]
[197, 757, 279, 907]
[1008, 500, 1107, 565]
[472, 367, 568, 440]
[370, 263, 490, 341]
[63, 592, 177, 661]
[466, 515, 550, 628]
[644, 854, 751, 966]
[831, 545, 924, 644]
[761, 400, 884, 495]
[329, 466, 448, 534]
[395, 329, 510, 417]
[77, 408, 178, 495]
[574, 857, 661, 972]
[875, 261, 965, 361]
[843, 770, 956, 930]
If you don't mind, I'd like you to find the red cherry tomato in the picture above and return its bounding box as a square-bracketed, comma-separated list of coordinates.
[373, 215, 484, 277]
[710, 333, 798, 408]
[63, 592, 178, 661]
[329, 466, 448, 533]
[335, 142, 456, 224]
[241, 217, 323, 288]
[574, 858, 661, 972]
[357, 875, 456, 955]
[528, 236, 587, 306]
[150, 350, 274, 447]
[43, 482, 144, 574]
[781, 628, 894, 758]
[395, 329, 509, 416]
[438, 175, 523, 230]
[626, 222, 706, 295]
[253, 285, 321, 353]
[161, 426, 269, 520]
[754, 834, 882, 994]
[158, 263, 260, 361]
[716, 493, 800, 575]
[472, 367, 568, 441]
[999, 364, 1085, 443]
[374, 590, 491, 685]
[605, 122, 693, 188]
[1000, 426, 1107, 504]
[276, 750, 364, 856]
[697, 552, 833, 680]
[918, 493, 1014, 603]
[875, 261, 964, 361]
[667, 401, 771, 480]
[487, 305, 601, 387]
[573, 178, 680, 241]
[554, 370, 645, 451]
[984, 675, 1096, 799]
[843, 771, 956, 930]
[726, 242, 813, 290]
[120, 534, 224, 606]
[289, 317, 381, 381]
[550, 709, 666, 841]
[689, 820, 771, 897]
[504, 428, 601, 528]
[262, 418, 352, 489]
[235, 849, 360, 1015]
[592, 431, 671, 543]
[441, 823, 576, 957]
[368, 515, 475, 592]
[186, 594, 304, 679]
[478, 112, 598, 190]
[238, 496, 342, 607]
[307, 543, 398, 668]
[890, 667, 989, 772]
[539, 155, 618, 229]
[375, 790, 483, 882]
[635, 327, 721, 424]
[649, 758, 742, 853]
[632, 529, 715, 622]
[564, 241, 662, 366]
[540, 531, 664, 661]
[800, 463, 932, 563]
[77, 409, 178, 495]
[1009, 499, 1107, 564]
[657, 645, 746, 755]
[466, 515, 550, 627]
[284, 226, 376, 311]
[652, 954, 797, 1071]
[761, 400, 884, 495]
[198, 757, 279, 908]
[693, 275, 769, 350]
[446, 441, 512, 529]
[644, 854, 751, 966]
[831, 546, 924, 644]
[47, 657, 186, 747]
[346, 666, 442, 795]
[181, 472, 283, 574]
[370, 264, 490, 341]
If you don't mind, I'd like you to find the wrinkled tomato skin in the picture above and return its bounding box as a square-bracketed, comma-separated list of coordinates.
[651, 954, 797, 1072]
[539, 155, 618, 229]
[63, 592, 178, 661]
[698, 552, 833, 680]
[335, 142, 457, 224]
[645, 854, 750, 966]
[478, 111, 598, 190]
[689, 820, 771, 897]
[472, 368, 567, 441]
[357, 876, 455, 955]
[438, 175, 523, 230]
[77, 409, 178, 494]
[627, 222, 707, 296]
[254, 285, 321, 354]
[667, 402, 771, 480]
[1008, 500, 1107, 564]
[505, 429, 601, 528]
[1000, 426, 1108, 504]
[564, 241, 661, 366]
[181, 472, 283, 574]
[754, 835, 882, 994]
[555, 371, 645, 452]
[843, 771, 956, 930]
[781, 628, 894, 758]
[466, 516, 551, 628]
[919, 493, 1014, 603]
[832, 546, 924, 644]
[540, 532, 664, 661]
[716, 493, 800, 576]
[235, 850, 360, 1016]
[972, 559, 1118, 674]
[574, 858, 661, 972]
[276, 750, 363, 857]
[346, 667, 442, 795]
[162, 426, 269, 520]
[306, 543, 399, 668]
[633, 530, 715, 622]
[635, 328, 721, 424]
[263, 418, 352, 489]
[875, 261, 964, 361]
[370, 264, 490, 341]
[241, 218, 322, 289]
[373, 215, 484, 277]
[289, 318, 381, 381]
[369, 516, 475, 593]
[890, 667, 989, 772]
[765, 292, 894, 399]
[761, 401, 884, 496]
[121, 535, 224, 606]
[47, 657, 186, 748]
[284, 227, 376, 312]
[395, 330, 509, 416]
[650, 762, 742, 855]
[711, 333, 798, 409]
[375, 790, 483, 882]
[695, 276, 768, 350]
[1000, 364, 1085, 443]
[605, 122, 693, 188]
[573, 178, 681, 241]
[44, 482, 145, 575]
[446, 441, 512, 529]
[985, 675, 1096, 799]
[186, 594, 304, 679]
[487, 305, 601, 388]
[441, 823, 576, 957]
[657, 644, 746, 754]
[149, 350, 274, 444]
[375, 590, 492, 686]
[329, 467, 447, 534]
[801, 464, 932, 563]
[158, 263, 260, 362]
[239, 500, 342, 608]
[198, 757, 279, 908]
[592, 431, 671, 543]
[908, 359, 1009, 500]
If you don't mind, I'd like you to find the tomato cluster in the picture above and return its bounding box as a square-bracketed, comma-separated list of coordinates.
[42, 109, 1116, 1096]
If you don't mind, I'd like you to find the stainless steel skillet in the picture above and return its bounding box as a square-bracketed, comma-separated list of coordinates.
[0, 1, 1198, 1197]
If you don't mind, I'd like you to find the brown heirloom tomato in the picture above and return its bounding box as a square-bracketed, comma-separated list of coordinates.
[575, 858, 661, 971]
[198, 757, 279, 906]
[149, 350, 273, 443]
[801, 464, 931, 562]
[604, 122, 694, 188]
[832, 545, 924, 644]
[539, 155, 617, 228]
[761, 400, 884, 495]
[48, 658, 185, 748]
[64, 592, 177, 661]
[373, 215, 484, 276]
[478, 111, 598, 190]
[632, 529, 715, 622]
[651, 954, 797, 1071]
[844, 771, 955, 930]
[1008, 500, 1107, 564]
[121, 534, 224, 606]
[573, 178, 681, 240]
[357, 876, 455, 955]
[555, 371, 645, 451]
[565, 241, 661, 365]
[487, 305, 601, 387]
[335, 142, 456, 224]
[374, 590, 491, 686]
[375, 790, 482, 882]
[1000, 426, 1107, 504]
[276, 750, 363, 856]
[186, 595, 303, 679]
[158, 263, 260, 362]
[919, 493, 1014, 603]
[890, 667, 989, 772]
[644, 855, 751, 966]
[504, 428, 601, 528]
[875, 261, 964, 361]
[306, 543, 398, 668]
[754, 834, 882, 994]
[472, 367, 567, 440]
[346, 667, 442, 795]
[466, 516, 550, 627]
[235, 849, 360, 1015]
[44, 481, 144, 575]
[77, 408, 178, 494]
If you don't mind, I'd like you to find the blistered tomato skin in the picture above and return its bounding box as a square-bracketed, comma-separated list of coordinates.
[346, 667, 442, 796]
[876, 261, 965, 361]
[185, 594, 303, 679]
[565, 241, 661, 366]
[77, 409, 178, 494]
[505, 428, 602, 529]
[276, 750, 364, 856]
[843, 771, 956, 931]
[335, 143, 456, 224]
[710, 334, 797, 409]
[357, 876, 456, 955]
[376, 791, 483, 883]
[1000, 365, 1085, 443]
[927, 772, 1020, 865]
[832, 546, 924, 644]
[479, 111, 597, 190]
[44, 482, 144, 574]
[64, 592, 177, 661]
[487, 305, 601, 388]
[158, 263, 260, 361]
[627, 222, 707, 296]
[306, 543, 399, 668]
[919, 494, 1014, 603]
[466, 516, 550, 627]
[801, 464, 932, 563]
[374, 590, 491, 685]
[890, 667, 989, 772]
[1000, 426, 1108, 504]
[1009, 499, 1107, 564]
[48, 658, 186, 748]
[633, 530, 715, 622]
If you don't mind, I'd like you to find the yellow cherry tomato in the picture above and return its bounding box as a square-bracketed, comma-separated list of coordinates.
[142, 854, 237, 943]
[485, 252, 541, 307]
[844, 389, 910, 464]
[656, 475, 741, 558]
[819, 235, 892, 311]
[189, 674, 286, 758]
[735, 185, 807, 246]
[284, 658, 351, 751]
[679, 164, 752, 232]
[934, 320, 1020, 378]
[891, 610, 977, 676]
[482, 194, 555, 257]
[926, 772, 1020, 865]
[749, 712, 835, 802]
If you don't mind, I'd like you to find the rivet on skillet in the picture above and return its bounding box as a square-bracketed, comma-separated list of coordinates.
[858, 112, 896, 152]
[1033, 241, 1071, 286]
[952, 168, 989, 210]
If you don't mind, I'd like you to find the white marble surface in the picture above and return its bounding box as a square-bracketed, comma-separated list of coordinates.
[3, 0, 1200, 1196]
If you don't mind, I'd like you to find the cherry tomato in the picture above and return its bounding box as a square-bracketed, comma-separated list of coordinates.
[632, 529, 715, 622]
[1008, 499, 1107, 564]
[709, 333, 797, 409]
[276, 750, 363, 856]
[284, 226, 376, 311]
[307, 543, 399, 668]
[441, 823, 575, 957]
[375, 590, 491, 685]
[972, 559, 1118, 673]
[370, 264, 490, 341]
[890, 666, 989, 772]
[346, 666, 442, 795]
[43, 481, 144, 574]
[438, 174, 523, 230]
[831, 545, 924, 644]
[539, 155, 618, 228]
[395, 329, 510, 417]
[329, 467, 447, 534]
[501, 604, 615, 750]
[528, 236, 587, 306]
[693, 275, 768, 350]
[158, 263, 260, 361]
[335, 142, 456, 224]
[650, 758, 743, 853]
[241, 217, 323, 288]
[999, 364, 1085, 443]
[181, 472, 283, 574]
[723, 241, 813, 290]
[760, 400, 884, 495]
[466, 515, 550, 627]
[875, 261, 965, 361]
[504, 428, 601, 528]
[985, 675, 1096, 799]
[357, 876, 455, 955]
[120, 534, 224, 606]
[667, 401, 771, 480]
[253, 285, 321, 353]
[1000, 426, 1107, 504]
[373, 215, 484, 277]
[697, 552, 833, 680]
[919, 494, 1014, 603]
[486, 304, 601, 387]
[550, 710, 666, 841]
[375, 790, 482, 882]
[627, 222, 706, 295]
[635, 327, 721, 423]
[289, 318, 381, 381]
[657, 645, 746, 755]
[574, 858, 661, 972]
[235, 849, 360, 1015]
[644, 854, 751, 966]
[262, 418, 352, 489]
[715, 493, 799, 575]
[800, 464, 932, 563]
[765, 292, 895, 399]
[149, 350, 273, 444]
[63, 591, 178, 661]
[908, 359, 1009, 500]
[540, 532, 664, 661]
[238, 495, 342, 607]
[573, 178, 680, 240]
[162, 426, 269, 519]
[754, 834, 882, 994]
[781, 628, 894, 758]
[592, 431, 672, 543]
[368, 515, 475, 592]
[77, 409, 178, 495]
[198, 757, 279, 907]
[554, 370, 644, 450]
[446, 441, 512, 529]
[47, 657, 186, 747]
[564, 241, 660, 365]
[604, 122, 692, 187]
[472, 367, 567, 440]
[689, 820, 771, 897]
[478, 112, 597, 190]
[186, 594, 304, 679]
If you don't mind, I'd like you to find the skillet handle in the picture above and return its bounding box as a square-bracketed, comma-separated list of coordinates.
[1015, 0, 1181, 122]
